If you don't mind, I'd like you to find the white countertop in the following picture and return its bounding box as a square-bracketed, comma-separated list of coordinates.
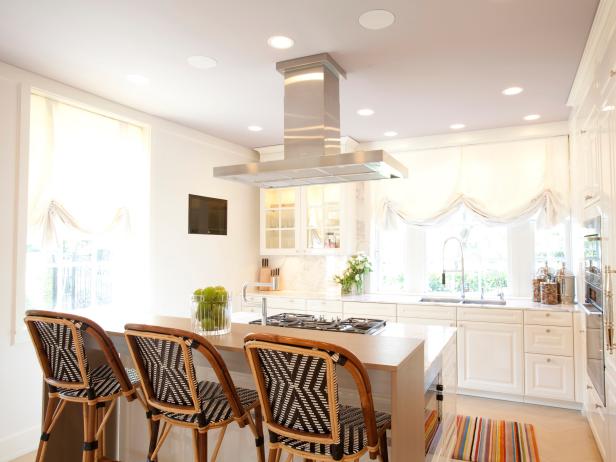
[247, 290, 579, 312]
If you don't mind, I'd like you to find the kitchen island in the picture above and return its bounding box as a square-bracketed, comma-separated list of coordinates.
[41, 311, 456, 462]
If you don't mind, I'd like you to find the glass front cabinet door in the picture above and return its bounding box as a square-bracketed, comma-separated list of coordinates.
[261, 188, 301, 254]
[260, 184, 351, 255]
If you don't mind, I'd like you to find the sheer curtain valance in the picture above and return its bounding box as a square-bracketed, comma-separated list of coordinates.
[376, 136, 569, 229]
[28, 93, 147, 247]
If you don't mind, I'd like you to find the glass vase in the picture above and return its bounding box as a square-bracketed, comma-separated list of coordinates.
[352, 274, 366, 296]
[191, 291, 232, 336]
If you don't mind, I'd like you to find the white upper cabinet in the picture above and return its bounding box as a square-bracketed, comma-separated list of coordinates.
[261, 188, 301, 255]
[260, 183, 353, 255]
[302, 184, 345, 254]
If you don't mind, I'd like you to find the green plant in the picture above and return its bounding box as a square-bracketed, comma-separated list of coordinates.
[334, 254, 372, 294]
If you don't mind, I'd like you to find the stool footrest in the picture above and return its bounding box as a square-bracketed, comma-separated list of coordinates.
[83, 440, 99, 451]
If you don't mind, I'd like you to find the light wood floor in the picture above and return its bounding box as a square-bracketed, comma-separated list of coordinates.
[457, 395, 602, 462]
[11, 396, 602, 462]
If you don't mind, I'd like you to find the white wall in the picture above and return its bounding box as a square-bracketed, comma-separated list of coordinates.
[0, 60, 260, 460]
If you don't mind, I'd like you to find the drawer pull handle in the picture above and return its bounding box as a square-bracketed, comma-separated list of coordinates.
[587, 385, 593, 390]
[596, 404, 603, 409]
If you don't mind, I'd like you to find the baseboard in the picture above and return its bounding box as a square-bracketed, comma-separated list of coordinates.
[457, 388, 582, 410]
[0, 425, 38, 462]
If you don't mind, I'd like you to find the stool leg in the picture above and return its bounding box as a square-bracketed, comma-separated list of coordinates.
[379, 431, 389, 462]
[254, 407, 265, 462]
[197, 431, 208, 462]
[36, 395, 60, 462]
[147, 418, 160, 461]
[82, 404, 97, 462]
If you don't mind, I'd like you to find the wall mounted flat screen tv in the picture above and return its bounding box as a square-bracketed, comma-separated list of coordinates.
[188, 194, 227, 235]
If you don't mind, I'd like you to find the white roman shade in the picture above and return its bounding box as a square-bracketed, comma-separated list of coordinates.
[376, 136, 570, 229]
[28, 93, 147, 246]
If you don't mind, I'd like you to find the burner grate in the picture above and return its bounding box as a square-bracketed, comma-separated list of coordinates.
[249, 313, 386, 335]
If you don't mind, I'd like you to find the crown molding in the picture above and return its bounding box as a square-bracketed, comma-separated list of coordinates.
[357, 121, 569, 154]
[567, 0, 616, 108]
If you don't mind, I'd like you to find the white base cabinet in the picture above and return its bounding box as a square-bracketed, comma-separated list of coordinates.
[525, 353, 574, 401]
[457, 321, 524, 395]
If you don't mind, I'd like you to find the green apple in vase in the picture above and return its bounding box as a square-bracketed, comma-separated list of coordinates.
[193, 286, 229, 331]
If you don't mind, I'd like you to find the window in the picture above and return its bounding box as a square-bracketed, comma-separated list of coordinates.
[425, 209, 508, 296]
[374, 207, 569, 297]
[25, 92, 148, 312]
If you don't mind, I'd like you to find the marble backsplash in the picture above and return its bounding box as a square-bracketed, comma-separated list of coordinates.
[265, 255, 349, 293]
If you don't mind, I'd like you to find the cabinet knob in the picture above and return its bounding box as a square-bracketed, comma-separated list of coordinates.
[611, 69, 616, 78]
[587, 384, 593, 390]
[546, 313, 551, 317]
[585, 194, 594, 201]
[546, 358, 552, 363]
[546, 329, 551, 333]
[596, 403, 603, 409]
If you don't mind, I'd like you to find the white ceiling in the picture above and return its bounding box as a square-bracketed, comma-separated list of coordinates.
[0, 0, 598, 148]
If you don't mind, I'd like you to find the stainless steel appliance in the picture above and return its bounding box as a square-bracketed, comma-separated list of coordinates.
[584, 216, 603, 309]
[249, 313, 387, 335]
[583, 215, 608, 405]
[213, 53, 407, 188]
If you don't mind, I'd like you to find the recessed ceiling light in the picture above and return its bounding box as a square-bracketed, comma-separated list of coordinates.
[357, 108, 375, 116]
[450, 123, 465, 130]
[359, 10, 396, 30]
[602, 105, 616, 112]
[267, 36, 294, 49]
[187, 55, 217, 69]
[248, 125, 263, 132]
[384, 131, 398, 137]
[126, 74, 149, 86]
[523, 114, 541, 121]
[502, 86, 524, 96]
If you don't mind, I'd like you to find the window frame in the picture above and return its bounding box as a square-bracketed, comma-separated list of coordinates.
[12, 85, 150, 344]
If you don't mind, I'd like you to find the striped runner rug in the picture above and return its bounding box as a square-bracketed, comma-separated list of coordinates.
[452, 415, 541, 462]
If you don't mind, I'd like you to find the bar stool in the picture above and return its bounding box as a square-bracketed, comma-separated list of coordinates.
[244, 333, 391, 462]
[25, 310, 141, 462]
[124, 324, 266, 462]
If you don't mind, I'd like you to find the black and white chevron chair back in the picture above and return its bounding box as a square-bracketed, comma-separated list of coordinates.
[127, 332, 201, 414]
[246, 341, 343, 447]
[26, 316, 90, 389]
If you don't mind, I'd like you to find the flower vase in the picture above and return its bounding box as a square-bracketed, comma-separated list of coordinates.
[352, 274, 366, 296]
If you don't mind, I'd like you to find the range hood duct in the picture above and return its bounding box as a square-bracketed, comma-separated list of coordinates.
[213, 53, 407, 188]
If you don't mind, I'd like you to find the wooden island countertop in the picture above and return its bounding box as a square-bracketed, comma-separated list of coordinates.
[82, 310, 455, 373]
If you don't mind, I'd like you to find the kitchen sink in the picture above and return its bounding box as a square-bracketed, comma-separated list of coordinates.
[419, 297, 463, 304]
[462, 299, 507, 306]
[419, 297, 507, 306]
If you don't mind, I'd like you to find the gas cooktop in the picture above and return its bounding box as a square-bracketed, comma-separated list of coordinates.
[249, 313, 386, 335]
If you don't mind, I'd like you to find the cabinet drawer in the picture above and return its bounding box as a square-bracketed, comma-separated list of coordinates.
[524, 325, 573, 356]
[306, 299, 343, 313]
[525, 310, 572, 327]
[525, 354, 574, 401]
[398, 317, 456, 327]
[266, 297, 306, 311]
[343, 302, 396, 317]
[397, 304, 456, 320]
[457, 308, 522, 324]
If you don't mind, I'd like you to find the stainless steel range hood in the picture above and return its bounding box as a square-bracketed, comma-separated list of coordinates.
[213, 53, 407, 188]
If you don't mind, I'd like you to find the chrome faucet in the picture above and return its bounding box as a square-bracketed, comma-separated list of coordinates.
[242, 279, 280, 325]
[442, 237, 466, 300]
